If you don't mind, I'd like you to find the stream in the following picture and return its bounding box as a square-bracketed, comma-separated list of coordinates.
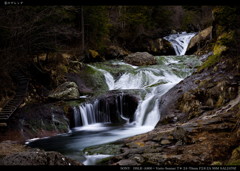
[26, 32, 201, 165]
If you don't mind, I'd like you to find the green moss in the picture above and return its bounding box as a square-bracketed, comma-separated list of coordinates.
[95, 156, 113, 165]
[197, 54, 220, 72]
[227, 160, 240, 165]
[213, 31, 234, 56]
[227, 146, 240, 165]
[79, 65, 109, 96]
[146, 81, 168, 88]
[213, 44, 227, 56]
[211, 161, 223, 165]
[64, 99, 86, 107]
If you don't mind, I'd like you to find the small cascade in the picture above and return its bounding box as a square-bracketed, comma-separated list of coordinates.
[72, 93, 133, 127]
[164, 32, 196, 56]
[73, 100, 110, 127]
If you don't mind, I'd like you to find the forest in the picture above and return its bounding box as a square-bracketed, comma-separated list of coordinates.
[0, 5, 240, 167]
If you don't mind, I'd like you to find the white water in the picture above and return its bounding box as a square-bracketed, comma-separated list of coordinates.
[83, 60, 182, 128]
[164, 32, 196, 56]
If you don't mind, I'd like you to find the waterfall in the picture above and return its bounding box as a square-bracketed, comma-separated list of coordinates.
[72, 55, 202, 128]
[164, 32, 196, 56]
[73, 60, 184, 127]
[73, 99, 111, 126]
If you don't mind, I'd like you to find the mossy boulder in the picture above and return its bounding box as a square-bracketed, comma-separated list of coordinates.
[213, 31, 234, 56]
[48, 82, 80, 100]
[66, 65, 109, 96]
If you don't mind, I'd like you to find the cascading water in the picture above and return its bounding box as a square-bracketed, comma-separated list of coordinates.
[73, 100, 112, 127]
[27, 54, 202, 165]
[164, 32, 196, 56]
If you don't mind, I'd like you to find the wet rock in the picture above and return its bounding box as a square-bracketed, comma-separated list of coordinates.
[48, 82, 80, 100]
[124, 52, 157, 66]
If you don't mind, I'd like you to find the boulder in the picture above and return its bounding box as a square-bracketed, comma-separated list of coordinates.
[187, 26, 213, 54]
[48, 82, 80, 100]
[124, 52, 157, 66]
[105, 45, 129, 59]
[147, 38, 175, 55]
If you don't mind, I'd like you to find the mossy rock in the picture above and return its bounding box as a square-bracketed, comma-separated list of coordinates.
[227, 160, 240, 165]
[78, 65, 109, 96]
[223, 145, 240, 165]
[197, 54, 220, 72]
[213, 44, 227, 56]
[213, 31, 234, 56]
[145, 81, 168, 88]
[211, 161, 223, 165]
[197, 29, 235, 72]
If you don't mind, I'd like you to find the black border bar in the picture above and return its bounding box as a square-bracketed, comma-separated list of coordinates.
[0, 0, 239, 6]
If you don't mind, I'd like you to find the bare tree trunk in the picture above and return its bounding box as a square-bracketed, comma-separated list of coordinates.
[81, 6, 85, 53]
